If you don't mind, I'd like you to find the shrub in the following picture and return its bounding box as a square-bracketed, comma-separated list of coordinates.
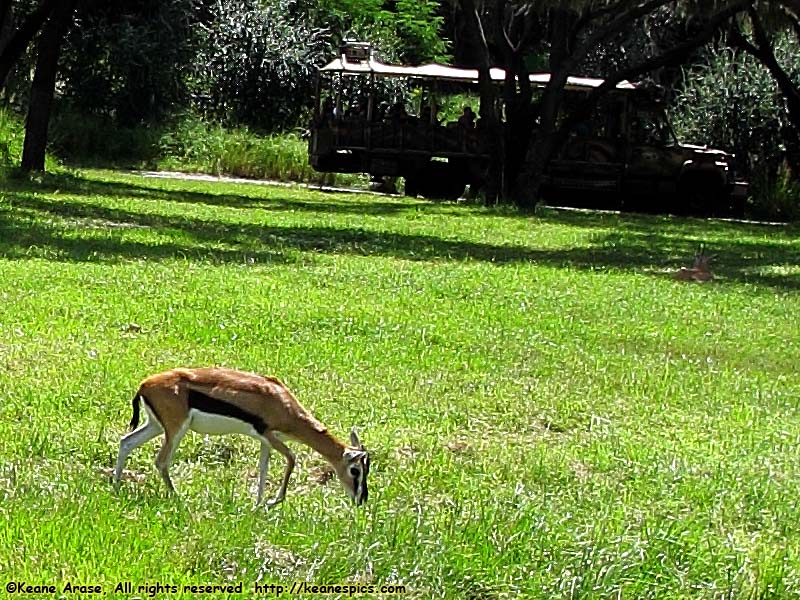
[0, 109, 60, 175]
[191, 0, 329, 131]
[48, 110, 161, 166]
[671, 38, 800, 220]
[59, 0, 196, 126]
[750, 164, 800, 222]
[0, 110, 25, 171]
[156, 116, 364, 187]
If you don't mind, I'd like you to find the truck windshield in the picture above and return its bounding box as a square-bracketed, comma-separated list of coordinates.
[632, 109, 679, 146]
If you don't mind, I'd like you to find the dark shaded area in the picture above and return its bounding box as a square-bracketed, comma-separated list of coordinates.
[21, 0, 77, 172]
[0, 173, 797, 291]
[2, 171, 425, 216]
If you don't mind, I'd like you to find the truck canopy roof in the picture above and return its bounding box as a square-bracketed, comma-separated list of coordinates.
[319, 57, 638, 91]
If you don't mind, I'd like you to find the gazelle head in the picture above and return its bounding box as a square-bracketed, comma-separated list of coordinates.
[692, 248, 714, 272]
[335, 427, 370, 506]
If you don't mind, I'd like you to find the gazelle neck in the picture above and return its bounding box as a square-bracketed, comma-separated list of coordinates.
[296, 427, 347, 465]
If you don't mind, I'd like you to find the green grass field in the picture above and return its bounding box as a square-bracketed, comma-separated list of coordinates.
[1, 169, 799, 599]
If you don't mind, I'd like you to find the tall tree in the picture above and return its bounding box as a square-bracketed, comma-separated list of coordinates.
[460, 0, 752, 207]
[729, 1, 800, 174]
[0, 0, 58, 91]
[461, 0, 503, 204]
[20, 0, 76, 172]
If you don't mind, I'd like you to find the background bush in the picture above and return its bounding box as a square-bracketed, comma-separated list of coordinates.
[156, 117, 338, 183]
[42, 110, 363, 187]
[58, 0, 197, 126]
[190, 0, 329, 131]
[0, 109, 60, 174]
[671, 37, 800, 220]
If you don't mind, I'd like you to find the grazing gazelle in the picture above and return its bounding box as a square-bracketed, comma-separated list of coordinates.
[113, 367, 370, 506]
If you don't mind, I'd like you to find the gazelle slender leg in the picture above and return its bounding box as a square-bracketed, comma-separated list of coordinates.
[155, 421, 190, 495]
[114, 420, 162, 488]
[256, 441, 272, 506]
[264, 431, 295, 507]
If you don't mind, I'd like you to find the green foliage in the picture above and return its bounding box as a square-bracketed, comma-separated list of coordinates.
[0, 108, 60, 174]
[391, 0, 449, 63]
[0, 109, 26, 170]
[44, 109, 364, 186]
[673, 44, 786, 171]
[751, 164, 800, 222]
[49, 0, 449, 135]
[191, 0, 329, 131]
[154, 117, 364, 187]
[1, 170, 800, 597]
[58, 0, 196, 125]
[312, 0, 448, 63]
[48, 110, 161, 166]
[672, 38, 800, 220]
[156, 117, 337, 183]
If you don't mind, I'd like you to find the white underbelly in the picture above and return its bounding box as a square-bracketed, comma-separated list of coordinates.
[189, 409, 258, 436]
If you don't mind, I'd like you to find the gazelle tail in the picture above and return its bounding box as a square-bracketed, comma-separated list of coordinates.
[129, 393, 142, 430]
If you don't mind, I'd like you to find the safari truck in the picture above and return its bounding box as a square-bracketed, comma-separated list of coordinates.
[308, 41, 747, 214]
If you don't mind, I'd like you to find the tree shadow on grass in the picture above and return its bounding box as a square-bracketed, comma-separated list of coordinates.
[1, 170, 432, 217]
[0, 195, 295, 265]
[1, 175, 798, 290]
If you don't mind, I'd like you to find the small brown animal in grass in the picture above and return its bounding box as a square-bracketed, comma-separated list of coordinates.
[673, 249, 715, 283]
[113, 367, 369, 507]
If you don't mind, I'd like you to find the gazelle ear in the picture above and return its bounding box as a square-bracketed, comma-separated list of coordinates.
[343, 449, 367, 462]
[350, 427, 362, 449]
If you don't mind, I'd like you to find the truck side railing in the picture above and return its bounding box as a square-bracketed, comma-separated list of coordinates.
[311, 116, 488, 159]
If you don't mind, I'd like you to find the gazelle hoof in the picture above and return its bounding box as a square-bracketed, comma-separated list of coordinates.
[266, 497, 285, 508]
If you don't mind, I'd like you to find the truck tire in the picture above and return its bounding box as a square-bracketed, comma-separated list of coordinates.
[404, 175, 420, 198]
[416, 162, 466, 200]
[678, 172, 724, 216]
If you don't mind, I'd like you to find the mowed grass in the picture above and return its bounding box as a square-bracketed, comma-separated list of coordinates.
[0, 169, 799, 599]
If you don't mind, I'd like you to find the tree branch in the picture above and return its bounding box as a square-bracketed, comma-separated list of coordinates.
[572, 0, 630, 38]
[747, 5, 775, 53]
[779, 0, 800, 20]
[0, 0, 59, 90]
[741, 7, 800, 124]
[502, 3, 534, 55]
[566, 0, 752, 137]
[570, 0, 674, 71]
[728, 22, 761, 58]
[784, 8, 800, 40]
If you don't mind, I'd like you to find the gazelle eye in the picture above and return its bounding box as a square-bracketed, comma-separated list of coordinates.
[350, 467, 360, 477]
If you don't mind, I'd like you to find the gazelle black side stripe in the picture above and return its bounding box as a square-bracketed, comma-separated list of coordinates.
[187, 390, 268, 435]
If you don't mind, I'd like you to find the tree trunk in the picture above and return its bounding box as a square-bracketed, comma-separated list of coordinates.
[513, 126, 562, 209]
[0, 0, 58, 91]
[512, 62, 570, 208]
[499, 4, 535, 201]
[20, 0, 75, 173]
[479, 71, 503, 206]
[509, 7, 577, 209]
[0, 3, 13, 48]
[460, 0, 503, 205]
[732, 9, 800, 175]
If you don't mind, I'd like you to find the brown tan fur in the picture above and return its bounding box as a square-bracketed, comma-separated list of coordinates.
[144, 368, 329, 439]
[113, 367, 370, 507]
[673, 251, 714, 283]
